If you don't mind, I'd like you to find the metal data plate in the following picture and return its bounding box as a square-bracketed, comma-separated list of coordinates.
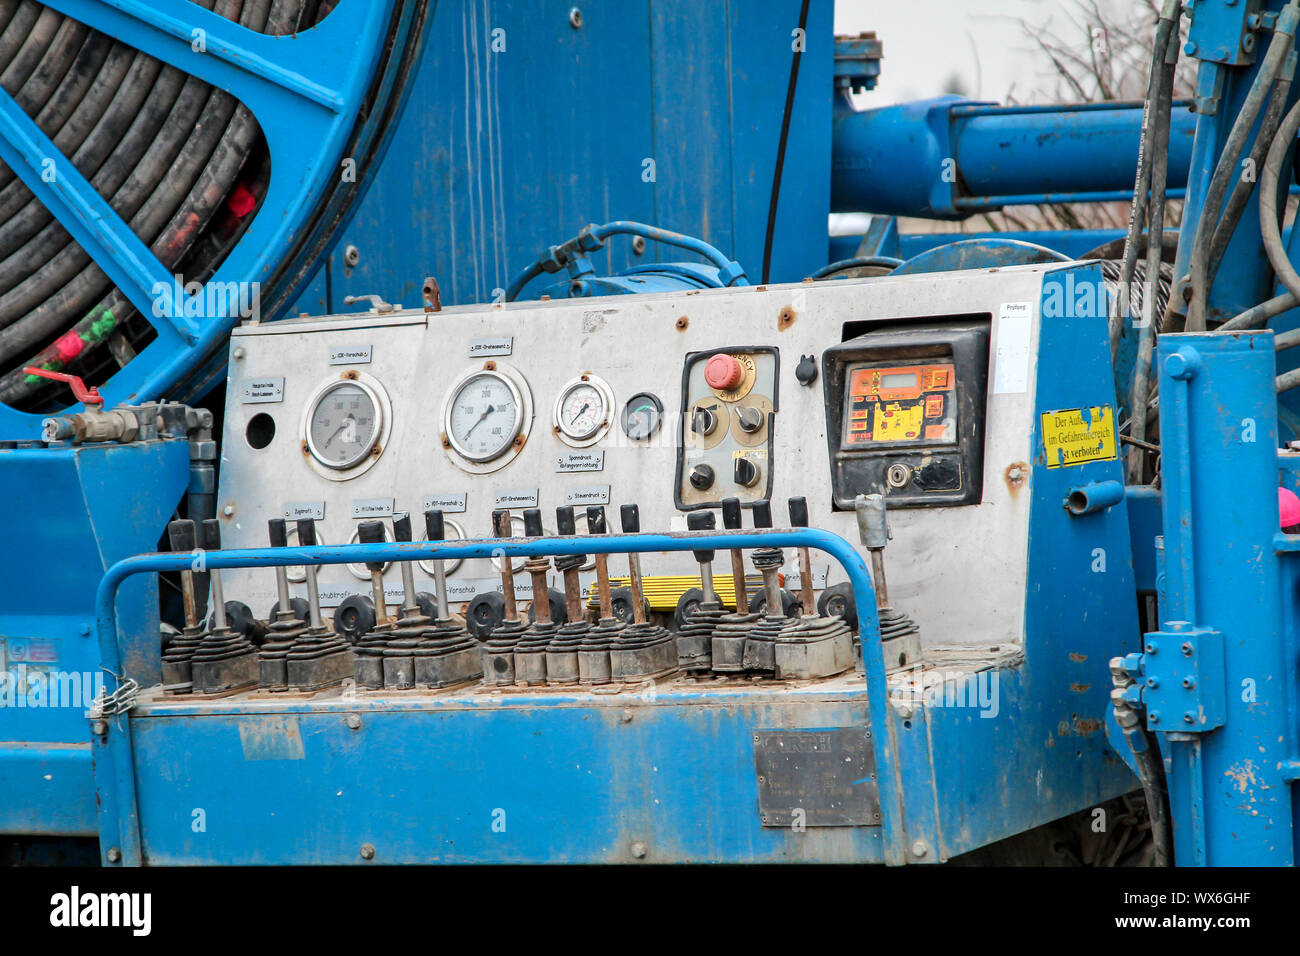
[752, 727, 879, 827]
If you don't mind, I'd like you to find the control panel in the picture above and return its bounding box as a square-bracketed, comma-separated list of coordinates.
[217, 264, 1057, 649]
[677, 347, 778, 508]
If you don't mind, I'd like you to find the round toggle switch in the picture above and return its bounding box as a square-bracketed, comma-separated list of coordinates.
[704, 354, 744, 390]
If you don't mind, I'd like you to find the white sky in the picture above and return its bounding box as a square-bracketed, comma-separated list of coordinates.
[834, 0, 1132, 104]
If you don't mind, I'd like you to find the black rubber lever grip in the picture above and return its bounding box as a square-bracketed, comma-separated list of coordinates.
[392, 513, 412, 543]
[523, 508, 544, 538]
[201, 519, 222, 551]
[268, 518, 287, 549]
[687, 510, 716, 562]
[556, 505, 576, 536]
[788, 496, 809, 529]
[425, 508, 445, 543]
[491, 509, 512, 538]
[753, 500, 772, 529]
[296, 519, 317, 548]
[721, 497, 742, 531]
[168, 519, 197, 553]
[586, 506, 606, 535]
[357, 520, 386, 572]
[619, 503, 640, 534]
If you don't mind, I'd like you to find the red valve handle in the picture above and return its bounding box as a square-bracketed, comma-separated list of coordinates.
[21, 367, 103, 406]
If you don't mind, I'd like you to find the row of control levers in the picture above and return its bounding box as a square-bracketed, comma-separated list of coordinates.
[157, 495, 917, 697]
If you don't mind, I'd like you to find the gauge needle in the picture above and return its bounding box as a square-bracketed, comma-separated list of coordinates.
[464, 404, 495, 439]
[323, 414, 354, 449]
[568, 401, 591, 425]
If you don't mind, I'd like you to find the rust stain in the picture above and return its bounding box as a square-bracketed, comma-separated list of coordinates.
[1073, 717, 1103, 734]
[1004, 461, 1028, 494]
[440, 432, 451, 448]
[1070, 683, 1091, 694]
[342, 369, 359, 381]
[675, 315, 689, 331]
[778, 307, 796, 331]
[300, 440, 310, 457]
[1069, 652, 1087, 662]
[483, 360, 498, 371]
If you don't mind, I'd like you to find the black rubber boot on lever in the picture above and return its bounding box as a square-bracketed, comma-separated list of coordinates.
[161, 519, 203, 694]
[608, 504, 677, 684]
[283, 518, 355, 693]
[257, 518, 307, 692]
[190, 520, 259, 696]
[413, 508, 481, 690]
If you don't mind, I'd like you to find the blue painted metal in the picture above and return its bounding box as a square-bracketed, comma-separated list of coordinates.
[831, 96, 1197, 219]
[0, 438, 190, 836]
[0, 0, 415, 436]
[1122, 330, 1296, 865]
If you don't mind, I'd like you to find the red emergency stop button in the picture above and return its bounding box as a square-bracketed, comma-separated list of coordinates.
[705, 354, 744, 390]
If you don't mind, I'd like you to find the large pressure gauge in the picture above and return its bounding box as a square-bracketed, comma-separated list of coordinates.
[554, 374, 614, 446]
[300, 373, 392, 481]
[441, 363, 533, 473]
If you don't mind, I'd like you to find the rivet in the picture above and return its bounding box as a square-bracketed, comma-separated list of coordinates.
[630, 841, 646, 858]
[911, 840, 928, 858]
[360, 843, 375, 860]
[346, 714, 362, 730]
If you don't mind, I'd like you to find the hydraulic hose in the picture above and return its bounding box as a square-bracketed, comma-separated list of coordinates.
[807, 255, 903, 279]
[1259, 93, 1300, 304]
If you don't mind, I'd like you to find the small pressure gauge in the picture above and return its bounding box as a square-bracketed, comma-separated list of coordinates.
[444, 368, 525, 462]
[305, 379, 383, 470]
[554, 374, 614, 446]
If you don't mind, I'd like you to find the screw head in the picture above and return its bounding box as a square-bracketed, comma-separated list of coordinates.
[630, 841, 647, 858]
[360, 843, 375, 860]
[106, 847, 121, 863]
[223, 505, 235, 517]
[622, 709, 633, 723]
[1183, 711, 1195, 724]
[346, 714, 362, 730]
[1181, 642, 1193, 656]
[1145, 642, 1158, 654]
[232, 346, 246, 360]
[91, 720, 107, 736]
[1149, 710, 1162, 724]
[1182, 677, 1195, 689]
[911, 840, 928, 858]
[79, 623, 91, 636]
[1184, 40, 1198, 56]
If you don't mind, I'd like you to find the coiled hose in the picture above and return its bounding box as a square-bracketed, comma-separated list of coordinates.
[0, 0, 334, 411]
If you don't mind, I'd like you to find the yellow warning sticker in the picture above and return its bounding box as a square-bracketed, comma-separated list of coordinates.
[1041, 405, 1118, 469]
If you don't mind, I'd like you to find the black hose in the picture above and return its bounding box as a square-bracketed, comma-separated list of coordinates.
[1184, 10, 1298, 332]
[759, 0, 810, 285]
[1259, 96, 1300, 303]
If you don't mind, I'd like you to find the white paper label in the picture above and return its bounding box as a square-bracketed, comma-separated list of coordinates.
[992, 302, 1033, 394]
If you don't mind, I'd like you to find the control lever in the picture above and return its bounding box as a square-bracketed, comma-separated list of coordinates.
[576, 506, 621, 686]
[676, 510, 724, 673]
[607, 504, 676, 683]
[392, 513, 422, 620]
[382, 514, 431, 689]
[283, 518, 355, 692]
[352, 519, 394, 690]
[853, 493, 921, 671]
[160, 519, 202, 692]
[513, 508, 556, 686]
[742, 501, 785, 674]
[258, 518, 307, 692]
[721, 497, 748, 612]
[620, 504, 648, 626]
[788, 497, 816, 616]
[481, 509, 529, 686]
[189, 520, 258, 695]
[545, 506, 590, 685]
[711, 500, 761, 674]
[412, 509, 480, 689]
[358, 520, 391, 627]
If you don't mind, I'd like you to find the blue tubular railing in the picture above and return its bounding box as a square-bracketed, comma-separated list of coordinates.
[92, 527, 901, 866]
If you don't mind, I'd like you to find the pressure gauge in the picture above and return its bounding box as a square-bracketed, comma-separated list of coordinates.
[554, 374, 614, 446]
[305, 380, 382, 469]
[444, 369, 525, 462]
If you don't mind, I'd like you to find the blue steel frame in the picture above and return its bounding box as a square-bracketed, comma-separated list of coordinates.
[0, 0, 405, 435]
[90, 528, 904, 866]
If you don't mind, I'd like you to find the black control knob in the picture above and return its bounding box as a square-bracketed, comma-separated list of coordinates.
[788, 496, 809, 528]
[753, 500, 772, 529]
[721, 497, 742, 530]
[733, 456, 760, 488]
[619, 503, 640, 534]
[689, 463, 715, 490]
[268, 518, 288, 549]
[201, 519, 222, 551]
[690, 405, 718, 437]
[392, 513, 413, 543]
[523, 508, 544, 538]
[168, 519, 197, 553]
[556, 505, 576, 536]
[736, 405, 764, 433]
[491, 509, 512, 538]
[586, 506, 606, 535]
[687, 510, 716, 562]
[425, 508, 445, 542]
[357, 520, 386, 573]
[296, 518, 317, 548]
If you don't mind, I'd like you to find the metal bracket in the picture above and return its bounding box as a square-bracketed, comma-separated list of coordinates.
[1187, 0, 1263, 67]
[1123, 622, 1226, 732]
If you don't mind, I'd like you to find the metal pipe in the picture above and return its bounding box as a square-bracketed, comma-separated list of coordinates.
[830, 96, 1195, 219]
[1065, 480, 1125, 516]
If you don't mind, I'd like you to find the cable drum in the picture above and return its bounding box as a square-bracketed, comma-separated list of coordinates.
[0, 0, 335, 411]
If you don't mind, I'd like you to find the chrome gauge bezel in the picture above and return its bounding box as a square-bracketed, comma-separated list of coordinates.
[299, 373, 392, 482]
[440, 363, 533, 474]
[553, 373, 615, 447]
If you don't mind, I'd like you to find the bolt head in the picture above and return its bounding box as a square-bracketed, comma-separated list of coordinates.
[911, 840, 929, 858]
[360, 843, 375, 860]
[91, 720, 107, 736]
[622, 709, 633, 723]
[1183, 711, 1195, 724]
[106, 847, 121, 863]
[346, 714, 361, 730]
[1149, 710, 1161, 723]
[630, 841, 647, 858]
[1181, 642, 1193, 656]
[223, 505, 235, 517]
[1184, 40, 1198, 56]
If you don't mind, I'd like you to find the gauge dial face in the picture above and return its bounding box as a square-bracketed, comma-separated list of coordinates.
[446, 371, 523, 462]
[306, 381, 381, 470]
[557, 381, 607, 440]
[622, 392, 663, 441]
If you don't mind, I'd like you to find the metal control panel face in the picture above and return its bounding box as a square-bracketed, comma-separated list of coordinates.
[822, 321, 990, 510]
[218, 269, 1045, 646]
[677, 347, 778, 509]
